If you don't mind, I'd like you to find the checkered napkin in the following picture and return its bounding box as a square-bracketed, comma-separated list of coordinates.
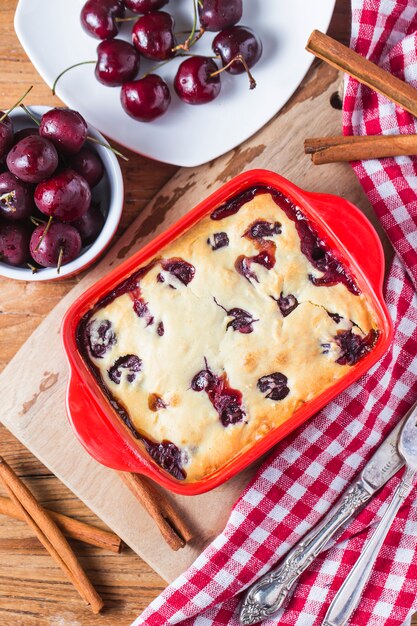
[133, 1, 417, 624]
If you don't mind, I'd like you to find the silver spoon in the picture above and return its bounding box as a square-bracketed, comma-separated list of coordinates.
[323, 405, 417, 626]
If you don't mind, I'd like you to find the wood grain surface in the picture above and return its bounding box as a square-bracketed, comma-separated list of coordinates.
[2, 2, 414, 626]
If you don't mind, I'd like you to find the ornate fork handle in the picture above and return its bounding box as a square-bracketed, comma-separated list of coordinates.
[239, 482, 371, 625]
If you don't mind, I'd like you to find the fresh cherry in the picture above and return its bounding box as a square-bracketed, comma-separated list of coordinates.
[174, 56, 221, 105]
[30, 222, 82, 268]
[7, 135, 58, 184]
[87, 318, 116, 357]
[12, 127, 38, 144]
[132, 12, 176, 60]
[80, 0, 125, 40]
[125, 0, 169, 12]
[34, 169, 91, 222]
[96, 39, 140, 86]
[121, 74, 171, 121]
[0, 172, 34, 221]
[108, 354, 142, 384]
[0, 221, 31, 266]
[0, 112, 14, 159]
[257, 372, 290, 401]
[72, 202, 105, 244]
[198, 0, 242, 31]
[212, 26, 262, 74]
[68, 147, 104, 187]
[39, 108, 88, 155]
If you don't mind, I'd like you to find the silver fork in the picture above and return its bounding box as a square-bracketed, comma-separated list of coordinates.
[323, 407, 417, 626]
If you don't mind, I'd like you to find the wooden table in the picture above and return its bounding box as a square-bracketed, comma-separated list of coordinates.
[1, 1, 414, 625]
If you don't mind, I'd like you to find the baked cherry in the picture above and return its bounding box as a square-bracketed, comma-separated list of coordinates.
[133, 297, 154, 326]
[207, 231, 229, 250]
[191, 361, 245, 426]
[0, 172, 34, 221]
[34, 169, 91, 222]
[327, 311, 343, 324]
[80, 0, 125, 40]
[335, 329, 377, 365]
[7, 135, 58, 184]
[174, 56, 221, 105]
[148, 393, 167, 411]
[274, 292, 298, 318]
[39, 108, 88, 155]
[87, 318, 116, 357]
[96, 39, 140, 86]
[68, 147, 104, 188]
[157, 321, 164, 336]
[245, 220, 281, 239]
[72, 202, 105, 244]
[121, 75, 171, 122]
[212, 26, 262, 75]
[214, 298, 258, 333]
[108, 354, 142, 384]
[132, 12, 176, 61]
[143, 439, 185, 480]
[125, 0, 169, 12]
[0, 112, 14, 159]
[161, 257, 195, 285]
[0, 221, 31, 266]
[198, 0, 242, 31]
[257, 372, 290, 401]
[30, 222, 82, 268]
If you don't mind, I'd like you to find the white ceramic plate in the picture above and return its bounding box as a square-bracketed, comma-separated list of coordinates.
[15, 0, 335, 167]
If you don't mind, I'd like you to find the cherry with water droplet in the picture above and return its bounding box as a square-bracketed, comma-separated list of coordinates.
[68, 147, 104, 188]
[34, 169, 91, 222]
[174, 56, 221, 105]
[39, 108, 88, 155]
[121, 74, 171, 121]
[0, 172, 34, 221]
[198, 0, 242, 31]
[81, 0, 125, 40]
[0, 220, 31, 266]
[212, 26, 262, 75]
[30, 221, 82, 268]
[132, 12, 176, 60]
[12, 127, 38, 145]
[96, 39, 140, 86]
[7, 135, 58, 184]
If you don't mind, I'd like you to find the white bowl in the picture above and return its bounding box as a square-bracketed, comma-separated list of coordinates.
[0, 105, 124, 281]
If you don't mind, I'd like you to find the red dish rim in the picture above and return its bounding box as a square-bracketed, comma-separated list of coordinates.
[61, 169, 393, 495]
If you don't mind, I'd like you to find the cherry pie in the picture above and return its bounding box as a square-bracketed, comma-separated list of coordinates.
[77, 186, 378, 482]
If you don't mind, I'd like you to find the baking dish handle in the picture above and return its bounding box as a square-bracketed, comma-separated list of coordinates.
[302, 191, 386, 298]
[66, 366, 150, 474]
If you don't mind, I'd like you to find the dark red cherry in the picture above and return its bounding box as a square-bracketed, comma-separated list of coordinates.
[143, 439, 185, 480]
[132, 12, 176, 60]
[0, 221, 31, 266]
[12, 127, 38, 144]
[174, 56, 221, 105]
[72, 202, 105, 244]
[257, 372, 290, 401]
[207, 231, 229, 250]
[335, 329, 377, 366]
[133, 297, 154, 326]
[39, 108, 88, 155]
[161, 257, 195, 285]
[245, 220, 281, 239]
[68, 147, 104, 188]
[80, 0, 125, 40]
[198, 0, 242, 31]
[7, 135, 58, 184]
[34, 169, 91, 222]
[121, 75, 171, 122]
[108, 354, 142, 384]
[87, 318, 116, 357]
[30, 222, 82, 268]
[0, 112, 14, 158]
[212, 26, 262, 74]
[214, 298, 258, 333]
[96, 39, 140, 86]
[0, 172, 34, 221]
[125, 0, 169, 12]
[191, 361, 245, 427]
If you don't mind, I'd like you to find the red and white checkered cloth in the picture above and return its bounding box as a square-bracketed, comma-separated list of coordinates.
[133, 1, 417, 624]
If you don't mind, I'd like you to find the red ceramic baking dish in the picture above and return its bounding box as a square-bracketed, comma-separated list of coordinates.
[62, 169, 393, 495]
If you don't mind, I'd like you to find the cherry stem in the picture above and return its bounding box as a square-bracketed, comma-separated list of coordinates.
[115, 16, 137, 22]
[0, 191, 15, 208]
[87, 135, 128, 161]
[172, 0, 203, 52]
[0, 86, 34, 123]
[30, 215, 47, 226]
[19, 104, 41, 126]
[57, 246, 64, 275]
[211, 54, 257, 89]
[26, 262, 38, 274]
[52, 60, 96, 96]
[140, 51, 215, 79]
[34, 215, 53, 252]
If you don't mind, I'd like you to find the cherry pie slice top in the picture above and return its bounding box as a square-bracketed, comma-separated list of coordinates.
[78, 186, 378, 482]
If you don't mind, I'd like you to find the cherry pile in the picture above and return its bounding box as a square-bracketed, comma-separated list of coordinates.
[63, 0, 263, 122]
[0, 105, 106, 273]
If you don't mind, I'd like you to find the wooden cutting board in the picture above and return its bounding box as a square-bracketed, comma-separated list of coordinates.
[0, 63, 389, 584]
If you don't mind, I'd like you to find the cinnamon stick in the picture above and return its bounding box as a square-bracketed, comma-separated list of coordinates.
[304, 134, 417, 164]
[0, 457, 103, 614]
[306, 30, 417, 118]
[119, 472, 193, 551]
[0, 495, 122, 553]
